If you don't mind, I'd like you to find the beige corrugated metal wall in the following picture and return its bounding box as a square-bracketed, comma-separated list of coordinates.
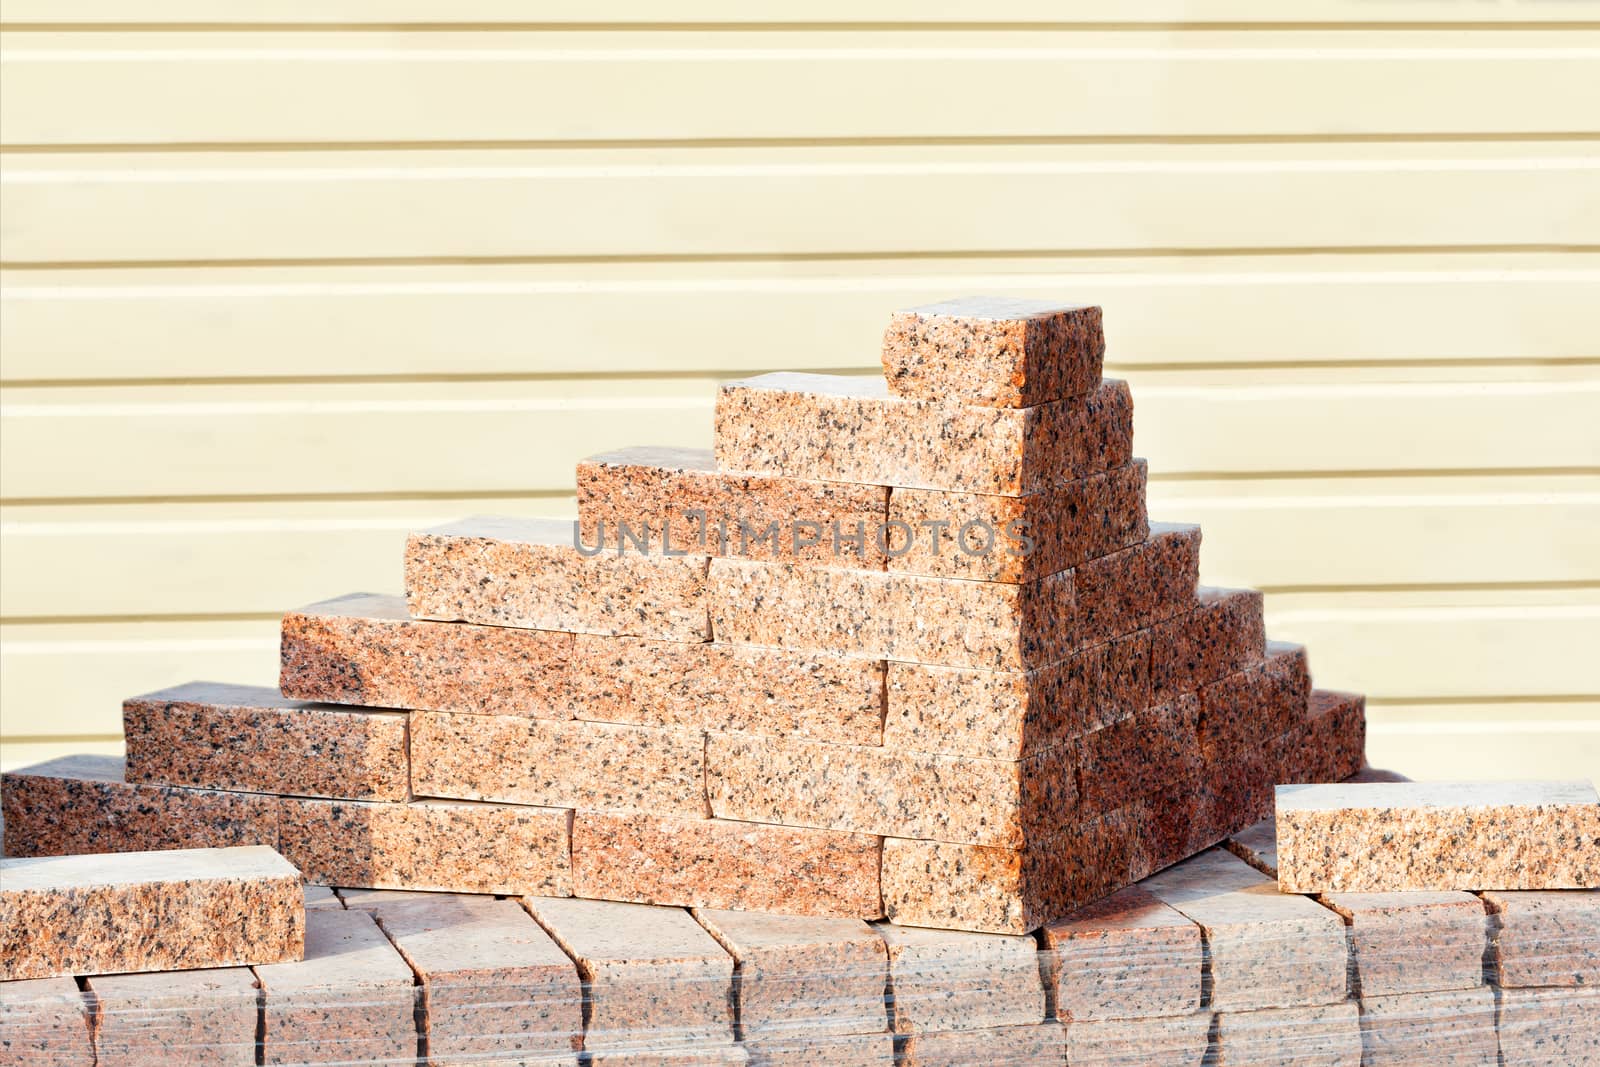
[1, 3, 1597, 778]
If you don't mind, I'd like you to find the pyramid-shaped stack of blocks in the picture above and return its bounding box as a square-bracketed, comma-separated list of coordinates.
[1, 298, 1366, 935]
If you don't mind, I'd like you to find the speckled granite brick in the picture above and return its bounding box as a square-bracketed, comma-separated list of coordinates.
[885, 461, 1147, 583]
[577, 446, 889, 568]
[1213, 1001, 1362, 1067]
[1276, 781, 1600, 893]
[1074, 523, 1201, 647]
[1198, 642, 1311, 758]
[1277, 690, 1367, 785]
[706, 733, 1076, 848]
[1497, 985, 1600, 1066]
[1064, 1012, 1211, 1067]
[710, 559, 1074, 671]
[694, 909, 888, 1040]
[412, 711, 705, 818]
[0, 846, 301, 981]
[1482, 889, 1600, 988]
[0, 977, 92, 1067]
[1324, 891, 1487, 996]
[1361, 986, 1499, 1067]
[1, 755, 278, 859]
[567, 635, 884, 746]
[1077, 695, 1202, 818]
[254, 908, 415, 1066]
[281, 591, 575, 716]
[87, 968, 258, 1067]
[875, 923, 1045, 1034]
[1039, 885, 1202, 1021]
[1149, 586, 1266, 701]
[123, 680, 408, 801]
[276, 796, 572, 896]
[743, 1032, 894, 1066]
[302, 885, 341, 910]
[1142, 849, 1348, 1011]
[882, 297, 1103, 408]
[522, 897, 736, 1050]
[898, 1021, 1065, 1066]
[405, 515, 710, 640]
[573, 813, 881, 917]
[714, 373, 1132, 495]
[356, 892, 582, 1062]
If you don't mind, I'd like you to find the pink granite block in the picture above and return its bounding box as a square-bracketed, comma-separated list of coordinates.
[0, 846, 302, 981]
[587, 1050, 742, 1066]
[709, 558, 1075, 671]
[1064, 1012, 1210, 1067]
[1197, 642, 1311, 759]
[302, 885, 342, 910]
[0, 977, 92, 1067]
[1149, 586, 1266, 702]
[1497, 985, 1600, 1066]
[123, 680, 408, 801]
[1213, 1001, 1362, 1067]
[743, 1032, 894, 1066]
[714, 372, 1132, 495]
[254, 908, 416, 1066]
[1, 755, 278, 859]
[573, 813, 882, 918]
[1073, 523, 1201, 647]
[1278, 691, 1368, 786]
[1039, 885, 1202, 1021]
[1482, 889, 1600, 988]
[577, 446, 889, 568]
[411, 711, 705, 818]
[885, 461, 1147, 584]
[875, 923, 1045, 1034]
[280, 591, 575, 716]
[1361, 986, 1499, 1067]
[694, 909, 888, 1041]
[881, 297, 1104, 408]
[87, 968, 258, 1067]
[275, 796, 572, 896]
[522, 897, 736, 1051]
[898, 1021, 1065, 1066]
[1076, 695, 1202, 819]
[1276, 781, 1600, 893]
[405, 515, 710, 640]
[1323, 891, 1486, 996]
[566, 634, 884, 746]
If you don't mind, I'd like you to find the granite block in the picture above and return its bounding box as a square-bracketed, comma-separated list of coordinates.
[1481, 888, 1600, 988]
[1076, 695, 1202, 819]
[254, 908, 416, 1066]
[0, 846, 302, 981]
[123, 680, 408, 801]
[714, 372, 1132, 495]
[1497, 985, 1600, 1066]
[522, 897, 736, 1050]
[709, 558, 1074, 671]
[1149, 586, 1266, 702]
[302, 885, 342, 910]
[743, 1032, 894, 1066]
[1, 755, 278, 859]
[0, 977, 92, 1067]
[1073, 523, 1201, 647]
[405, 515, 710, 640]
[1142, 849, 1348, 1011]
[1198, 642, 1312, 759]
[573, 813, 881, 918]
[577, 445, 889, 567]
[276, 796, 572, 896]
[567, 634, 884, 746]
[1213, 1001, 1362, 1067]
[1064, 1012, 1210, 1067]
[884, 461, 1147, 583]
[1278, 690, 1367, 786]
[1275, 781, 1600, 893]
[87, 968, 258, 1067]
[357, 892, 583, 1062]
[706, 733, 1075, 848]
[587, 1050, 742, 1067]
[881, 297, 1104, 408]
[693, 909, 888, 1040]
[1323, 891, 1486, 996]
[874, 922, 1045, 1034]
[280, 591, 574, 716]
[1039, 885, 1202, 1021]
[411, 711, 705, 817]
[1360, 986, 1499, 1067]
[897, 1021, 1065, 1066]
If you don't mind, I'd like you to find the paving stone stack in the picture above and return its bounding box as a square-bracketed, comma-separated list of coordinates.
[1, 297, 1369, 936]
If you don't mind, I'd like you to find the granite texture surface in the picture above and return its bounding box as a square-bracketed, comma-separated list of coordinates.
[1197, 641, 1312, 759]
[1076, 694, 1202, 819]
[86, 967, 258, 1067]
[1148, 586, 1266, 702]
[1039, 885, 1202, 1021]
[1496, 985, 1600, 1066]
[0, 976, 93, 1066]
[1073, 523, 1201, 647]
[1360, 986, 1500, 1067]
[1278, 690, 1368, 785]
[897, 1021, 1065, 1066]
[1212, 1001, 1362, 1067]
[742, 1032, 894, 1066]
[1065, 1011, 1210, 1067]
[875, 922, 1045, 1034]
[1481, 888, 1600, 988]
[1324, 891, 1487, 997]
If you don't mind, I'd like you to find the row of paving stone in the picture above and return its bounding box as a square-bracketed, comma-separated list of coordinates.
[3, 835, 1594, 1066]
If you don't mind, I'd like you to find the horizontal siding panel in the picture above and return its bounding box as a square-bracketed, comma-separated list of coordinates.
[1366, 706, 1600, 782]
[4, 34, 1598, 144]
[5, 257, 1596, 381]
[3, 379, 1595, 499]
[7, 148, 1597, 262]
